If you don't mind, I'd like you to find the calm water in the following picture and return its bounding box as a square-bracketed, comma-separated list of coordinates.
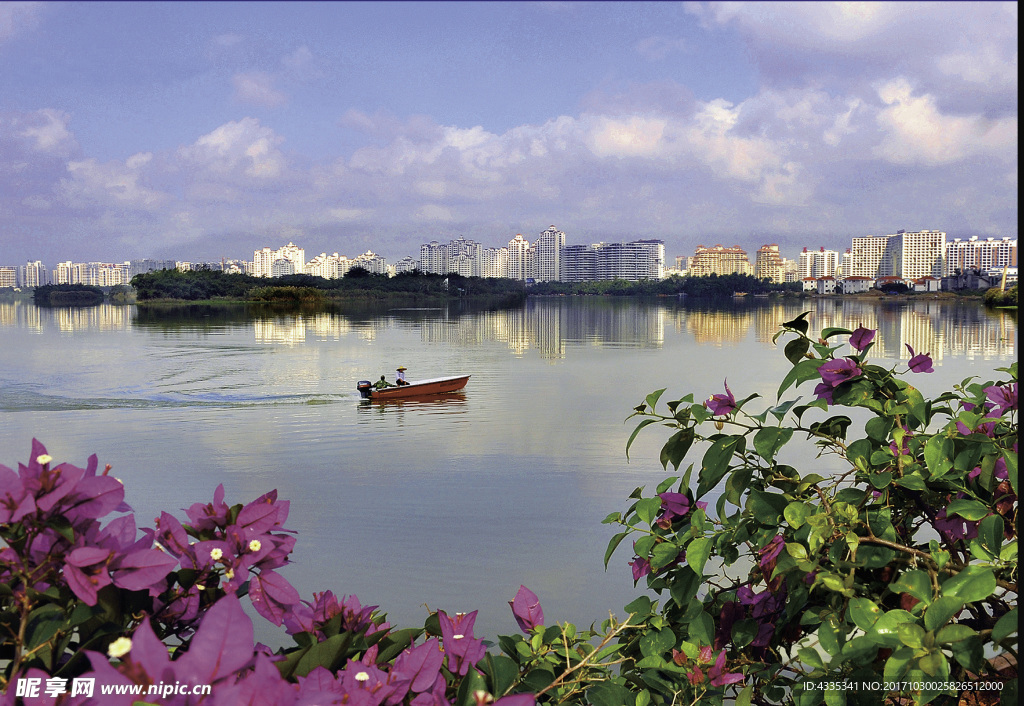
[0, 297, 1016, 643]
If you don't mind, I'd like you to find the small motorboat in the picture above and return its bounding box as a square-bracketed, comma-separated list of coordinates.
[357, 375, 470, 400]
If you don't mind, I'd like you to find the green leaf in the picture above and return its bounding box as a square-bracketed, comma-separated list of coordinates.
[848, 598, 881, 631]
[923, 596, 965, 631]
[1002, 447, 1018, 495]
[626, 418, 661, 460]
[660, 427, 695, 471]
[785, 337, 811, 364]
[640, 628, 676, 658]
[651, 541, 681, 571]
[883, 647, 914, 683]
[866, 609, 915, 648]
[24, 603, 66, 653]
[604, 532, 629, 568]
[782, 312, 811, 335]
[896, 622, 925, 649]
[753, 426, 794, 461]
[636, 497, 662, 526]
[889, 570, 933, 605]
[748, 489, 788, 524]
[482, 654, 518, 698]
[645, 388, 667, 411]
[778, 358, 825, 398]
[784, 502, 812, 528]
[992, 608, 1018, 643]
[821, 326, 854, 339]
[696, 435, 743, 498]
[293, 633, 352, 677]
[586, 682, 635, 706]
[935, 624, 977, 644]
[940, 566, 997, 602]
[686, 537, 712, 575]
[688, 611, 714, 645]
[946, 498, 991, 521]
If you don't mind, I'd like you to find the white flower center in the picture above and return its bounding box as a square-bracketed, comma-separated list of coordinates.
[248, 539, 262, 552]
[107, 637, 132, 658]
[210, 548, 223, 561]
[453, 634, 464, 640]
[355, 671, 369, 682]
[36, 454, 53, 465]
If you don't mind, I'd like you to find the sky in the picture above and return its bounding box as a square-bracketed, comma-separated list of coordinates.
[0, 1, 1018, 266]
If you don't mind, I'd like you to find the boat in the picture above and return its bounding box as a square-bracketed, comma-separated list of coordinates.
[357, 375, 470, 400]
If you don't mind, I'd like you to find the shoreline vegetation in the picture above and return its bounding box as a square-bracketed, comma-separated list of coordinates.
[11, 268, 1007, 309]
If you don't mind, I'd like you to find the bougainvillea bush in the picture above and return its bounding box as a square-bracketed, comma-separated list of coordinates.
[1, 314, 1017, 705]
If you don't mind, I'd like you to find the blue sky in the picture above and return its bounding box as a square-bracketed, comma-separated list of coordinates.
[0, 1, 1017, 265]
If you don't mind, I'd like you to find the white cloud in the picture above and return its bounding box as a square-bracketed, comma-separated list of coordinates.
[873, 79, 1017, 165]
[588, 116, 667, 158]
[18, 109, 75, 155]
[178, 118, 287, 179]
[414, 204, 454, 222]
[61, 157, 169, 209]
[233, 72, 288, 108]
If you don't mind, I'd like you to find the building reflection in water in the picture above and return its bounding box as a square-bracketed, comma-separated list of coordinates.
[0, 299, 1014, 363]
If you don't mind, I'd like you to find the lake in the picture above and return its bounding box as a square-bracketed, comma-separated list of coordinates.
[0, 296, 1016, 644]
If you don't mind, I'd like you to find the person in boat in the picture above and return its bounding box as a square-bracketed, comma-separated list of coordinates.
[396, 366, 409, 386]
[373, 375, 394, 389]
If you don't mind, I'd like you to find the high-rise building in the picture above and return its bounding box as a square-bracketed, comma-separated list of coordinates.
[754, 244, 785, 283]
[419, 241, 448, 275]
[945, 237, 1017, 275]
[0, 267, 17, 288]
[353, 251, 388, 275]
[447, 237, 482, 277]
[798, 247, 840, 279]
[508, 234, 529, 281]
[253, 242, 304, 277]
[534, 225, 565, 282]
[850, 230, 946, 280]
[306, 253, 351, 279]
[21, 261, 48, 287]
[482, 247, 510, 278]
[559, 240, 664, 282]
[688, 245, 752, 277]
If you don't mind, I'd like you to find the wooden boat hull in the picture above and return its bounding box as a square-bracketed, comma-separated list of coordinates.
[358, 375, 470, 400]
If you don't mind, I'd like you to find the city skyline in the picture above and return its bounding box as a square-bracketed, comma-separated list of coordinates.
[0, 2, 1018, 265]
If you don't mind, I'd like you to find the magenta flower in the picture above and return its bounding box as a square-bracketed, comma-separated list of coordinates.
[249, 569, 301, 626]
[0, 465, 35, 523]
[705, 380, 737, 416]
[437, 610, 486, 676]
[984, 383, 1018, 416]
[813, 381, 834, 405]
[655, 492, 691, 528]
[849, 326, 876, 352]
[905, 344, 934, 373]
[758, 536, 785, 577]
[708, 648, 744, 686]
[509, 585, 545, 633]
[393, 638, 445, 695]
[819, 357, 862, 387]
[629, 546, 652, 581]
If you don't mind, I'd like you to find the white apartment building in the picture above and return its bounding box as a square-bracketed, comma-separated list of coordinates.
[798, 247, 840, 279]
[54, 261, 130, 286]
[253, 242, 305, 278]
[448, 237, 482, 277]
[482, 247, 510, 279]
[352, 251, 388, 275]
[306, 252, 352, 279]
[0, 266, 16, 288]
[419, 241, 448, 275]
[850, 230, 946, 280]
[21, 261, 48, 287]
[393, 256, 419, 274]
[945, 236, 1017, 275]
[534, 225, 565, 282]
[507, 234, 530, 281]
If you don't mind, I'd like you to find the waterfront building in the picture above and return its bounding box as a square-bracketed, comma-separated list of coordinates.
[945, 237, 1017, 275]
[508, 234, 529, 281]
[688, 244, 752, 277]
[53, 261, 130, 286]
[448, 237, 482, 277]
[0, 266, 16, 288]
[798, 247, 840, 280]
[306, 252, 352, 279]
[850, 230, 946, 281]
[839, 276, 875, 293]
[253, 242, 304, 277]
[353, 251, 388, 275]
[754, 244, 785, 283]
[482, 247, 510, 279]
[419, 241, 448, 275]
[534, 225, 565, 282]
[839, 249, 853, 278]
[559, 240, 664, 282]
[21, 261, 48, 287]
[393, 256, 419, 274]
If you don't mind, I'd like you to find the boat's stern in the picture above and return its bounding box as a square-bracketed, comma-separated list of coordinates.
[356, 380, 373, 398]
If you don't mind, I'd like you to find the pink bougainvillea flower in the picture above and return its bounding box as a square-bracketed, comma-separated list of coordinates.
[984, 383, 1018, 416]
[849, 326, 876, 352]
[905, 344, 934, 373]
[819, 357, 862, 387]
[437, 610, 486, 677]
[509, 585, 544, 633]
[705, 380, 737, 416]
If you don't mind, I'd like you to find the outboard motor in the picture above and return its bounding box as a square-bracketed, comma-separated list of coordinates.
[357, 380, 373, 398]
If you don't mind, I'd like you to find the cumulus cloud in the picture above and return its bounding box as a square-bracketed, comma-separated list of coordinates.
[873, 78, 1017, 166]
[17, 109, 76, 156]
[178, 118, 288, 180]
